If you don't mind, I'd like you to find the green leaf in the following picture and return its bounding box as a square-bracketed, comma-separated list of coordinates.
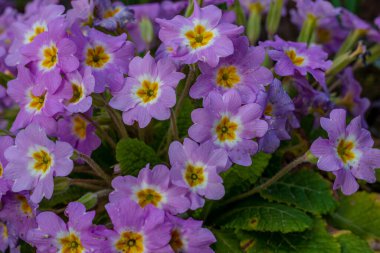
[335, 232, 373, 253]
[329, 192, 380, 239]
[216, 198, 313, 233]
[238, 219, 340, 253]
[260, 169, 337, 214]
[222, 152, 271, 198]
[116, 138, 160, 176]
[213, 229, 242, 253]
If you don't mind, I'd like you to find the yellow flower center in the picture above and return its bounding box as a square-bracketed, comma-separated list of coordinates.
[103, 7, 121, 19]
[85, 45, 111, 69]
[136, 80, 159, 103]
[285, 49, 305, 66]
[184, 164, 205, 188]
[170, 229, 185, 252]
[216, 65, 241, 88]
[32, 149, 53, 173]
[215, 116, 239, 142]
[0, 223, 8, 241]
[25, 22, 47, 44]
[265, 103, 273, 116]
[136, 188, 163, 208]
[29, 26, 46, 42]
[72, 115, 88, 140]
[115, 231, 144, 253]
[316, 28, 332, 44]
[184, 24, 214, 50]
[59, 232, 85, 253]
[16, 195, 33, 215]
[41, 44, 58, 70]
[28, 90, 46, 112]
[69, 83, 84, 104]
[336, 139, 356, 164]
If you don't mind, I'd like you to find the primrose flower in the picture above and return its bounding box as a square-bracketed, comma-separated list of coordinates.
[57, 114, 101, 157]
[20, 18, 79, 93]
[167, 215, 216, 253]
[0, 136, 13, 199]
[110, 164, 190, 214]
[102, 198, 172, 253]
[61, 68, 95, 113]
[72, 27, 134, 93]
[5, 4, 65, 67]
[27, 202, 101, 252]
[4, 124, 73, 203]
[156, 1, 243, 67]
[190, 36, 273, 103]
[189, 90, 268, 166]
[7, 65, 64, 134]
[0, 220, 18, 253]
[66, 0, 95, 26]
[256, 79, 299, 153]
[290, 0, 339, 27]
[311, 109, 380, 195]
[169, 138, 228, 209]
[336, 68, 370, 127]
[94, 0, 134, 30]
[109, 53, 185, 128]
[261, 36, 331, 91]
[0, 192, 38, 240]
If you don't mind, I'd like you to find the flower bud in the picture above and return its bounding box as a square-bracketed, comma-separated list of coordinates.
[266, 0, 284, 37]
[54, 177, 71, 193]
[297, 14, 317, 45]
[139, 17, 154, 46]
[77, 192, 98, 210]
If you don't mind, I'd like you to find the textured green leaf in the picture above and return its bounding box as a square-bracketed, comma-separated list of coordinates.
[116, 138, 160, 176]
[213, 229, 242, 253]
[238, 219, 340, 253]
[335, 232, 373, 253]
[222, 153, 272, 198]
[329, 192, 380, 239]
[216, 198, 313, 233]
[260, 169, 337, 214]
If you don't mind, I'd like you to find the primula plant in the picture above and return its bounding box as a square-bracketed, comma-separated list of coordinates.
[0, 0, 380, 252]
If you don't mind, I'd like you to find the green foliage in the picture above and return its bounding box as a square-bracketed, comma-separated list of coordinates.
[177, 98, 196, 138]
[335, 232, 373, 253]
[260, 169, 337, 214]
[39, 185, 86, 210]
[237, 219, 340, 253]
[329, 192, 380, 239]
[213, 229, 242, 253]
[116, 138, 161, 176]
[216, 198, 313, 233]
[0, 72, 13, 87]
[222, 153, 272, 198]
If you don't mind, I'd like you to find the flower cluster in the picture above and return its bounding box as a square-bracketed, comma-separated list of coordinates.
[0, 0, 378, 252]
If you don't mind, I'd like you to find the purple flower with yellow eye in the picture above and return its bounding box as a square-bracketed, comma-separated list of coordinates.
[189, 90, 268, 166]
[72, 27, 134, 93]
[61, 68, 95, 113]
[110, 164, 190, 215]
[256, 79, 299, 153]
[167, 214, 216, 253]
[290, 0, 339, 27]
[169, 138, 228, 210]
[190, 36, 273, 103]
[101, 198, 172, 253]
[156, 1, 243, 67]
[20, 19, 79, 93]
[94, 0, 134, 30]
[7, 65, 64, 134]
[109, 53, 185, 128]
[0, 192, 37, 241]
[27, 202, 101, 252]
[311, 109, 380, 195]
[66, 0, 94, 26]
[0, 136, 13, 199]
[261, 36, 331, 91]
[5, 4, 65, 67]
[57, 114, 101, 157]
[337, 68, 370, 127]
[4, 124, 73, 203]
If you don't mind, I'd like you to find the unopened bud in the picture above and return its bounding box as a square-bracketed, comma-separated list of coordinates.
[77, 192, 98, 210]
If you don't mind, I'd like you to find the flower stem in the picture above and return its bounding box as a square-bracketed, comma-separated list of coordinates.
[175, 66, 195, 118]
[222, 153, 309, 206]
[79, 113, 116, 149]
[75, 151, 112, 185]
[105, 104, 128, 139]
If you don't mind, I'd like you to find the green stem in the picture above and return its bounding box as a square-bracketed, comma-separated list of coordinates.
[221, 153, 309, 206]
[175, 66, 195, 118]
[75, 151, 112, 185]
[105, 104, 128, 138]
